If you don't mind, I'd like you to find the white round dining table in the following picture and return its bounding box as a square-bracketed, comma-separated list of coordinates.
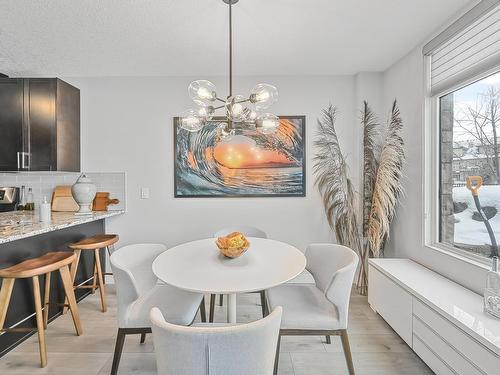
[152, 237, 306, 323]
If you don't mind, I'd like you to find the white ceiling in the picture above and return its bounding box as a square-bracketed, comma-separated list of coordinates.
[0, 0, 473, 77]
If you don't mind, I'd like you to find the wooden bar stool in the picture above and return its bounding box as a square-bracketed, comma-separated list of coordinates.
[67, 234, 119, 313]
[0, 252, 83, 368]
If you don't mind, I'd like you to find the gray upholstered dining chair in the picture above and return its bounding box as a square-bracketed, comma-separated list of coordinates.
[267, 243, 359, 375]
[210, 226, 268, 321]
[109, 243, 206, 375]
[214, 225, 268, 239]
[150, 306, 283, 375]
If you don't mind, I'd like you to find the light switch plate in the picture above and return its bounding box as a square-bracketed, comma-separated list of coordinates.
[141, 187, 150, 199]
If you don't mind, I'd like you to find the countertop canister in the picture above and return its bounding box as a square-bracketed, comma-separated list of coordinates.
[71, 174, 97, 214]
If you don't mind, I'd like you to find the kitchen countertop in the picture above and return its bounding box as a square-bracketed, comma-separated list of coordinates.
[0, 210, 124, 244]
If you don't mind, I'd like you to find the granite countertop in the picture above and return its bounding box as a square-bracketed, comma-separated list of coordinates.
[0, 210, 124, 244]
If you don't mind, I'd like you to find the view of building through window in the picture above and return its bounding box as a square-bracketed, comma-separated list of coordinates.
[440, 71, 500, 259]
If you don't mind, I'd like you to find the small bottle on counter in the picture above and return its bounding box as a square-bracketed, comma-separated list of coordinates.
[25, 187, 35, 211]
[18, 185, 26, 210]
[39, 196, 51, 222]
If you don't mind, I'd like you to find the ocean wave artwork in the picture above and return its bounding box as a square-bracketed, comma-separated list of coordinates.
[174, 116, 306, 197]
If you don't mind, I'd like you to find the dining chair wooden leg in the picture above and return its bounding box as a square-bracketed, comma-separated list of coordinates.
[0, 278, 15, 330]
[259, 290, 267, 317]
[219, 294, 223, 306]
[32, 275, 47, 368]
[59, 265, 83, 335]
[325, 335, 331, 344]
[273, 333, 281, 375]
[199, 297, 207, 322]
[94, 249, 107, 312]
[140, 332, 146, 344]
[43, 272, 51, 329]
[64, 249, 81, 314]
[340, 330, 355, 375]
[209, 294, 216, 323]
[111, 328, 126, 375]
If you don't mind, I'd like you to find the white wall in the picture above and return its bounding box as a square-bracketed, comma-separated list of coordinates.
[65, 44, 491, 295]
[65, 75, 380, 252]
[63, 48, 491, 295]
[382, 48, 489, 294]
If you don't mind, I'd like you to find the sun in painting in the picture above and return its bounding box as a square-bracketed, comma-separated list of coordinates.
[213, 135, 295, 169]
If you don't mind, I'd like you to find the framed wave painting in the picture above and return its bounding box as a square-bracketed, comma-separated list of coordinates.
[174, 115, 306, 197]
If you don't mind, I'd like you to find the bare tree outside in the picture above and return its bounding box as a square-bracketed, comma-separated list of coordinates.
[439, 72, 500, 258]
[454, 86, 500, 185]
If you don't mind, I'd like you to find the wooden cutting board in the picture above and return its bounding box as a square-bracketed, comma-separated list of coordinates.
[93, 192, 120, 211]
[51, 185, 79, 212]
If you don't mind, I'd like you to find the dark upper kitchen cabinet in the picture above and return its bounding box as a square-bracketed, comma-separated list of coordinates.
[0, 79, 24, 171]
[0, 78, 80, 172]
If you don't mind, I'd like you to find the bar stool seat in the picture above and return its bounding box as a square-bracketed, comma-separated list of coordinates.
[0, 252, 83, 368]
[0, 252, 75, 278]
[67, 234, 119, 313]
[69, 234, 119, 251]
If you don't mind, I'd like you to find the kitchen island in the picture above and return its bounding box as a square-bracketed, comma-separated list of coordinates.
[0, 210, 124, 357]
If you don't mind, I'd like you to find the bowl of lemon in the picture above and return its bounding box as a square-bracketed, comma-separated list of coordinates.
[215, 232, 250, 258]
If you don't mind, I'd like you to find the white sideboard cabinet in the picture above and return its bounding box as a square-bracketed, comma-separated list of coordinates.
[368, 259, 500, 375]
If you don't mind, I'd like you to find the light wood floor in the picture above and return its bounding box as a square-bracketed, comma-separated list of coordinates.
[0, 286, 433, 374]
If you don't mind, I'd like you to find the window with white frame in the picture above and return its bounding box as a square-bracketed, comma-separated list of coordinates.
[424, 0, 500, 260]
[439, 72, 499, 258]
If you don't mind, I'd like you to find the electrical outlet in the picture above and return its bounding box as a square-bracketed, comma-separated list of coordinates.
[141, 187, 150, 199]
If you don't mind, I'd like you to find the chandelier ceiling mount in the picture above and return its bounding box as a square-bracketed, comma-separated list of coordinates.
[179, 0, 279, 139]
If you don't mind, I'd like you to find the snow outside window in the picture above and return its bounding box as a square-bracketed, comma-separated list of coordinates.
[439, 71, 500, 259]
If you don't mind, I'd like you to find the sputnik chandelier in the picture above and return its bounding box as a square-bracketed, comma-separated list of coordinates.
[179, 0, 279, 138]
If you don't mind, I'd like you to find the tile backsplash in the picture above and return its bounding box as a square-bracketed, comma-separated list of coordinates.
[0, 172, 126, 211]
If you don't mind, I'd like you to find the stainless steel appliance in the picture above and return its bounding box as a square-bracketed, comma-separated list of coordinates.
[0, 187, 19, 212]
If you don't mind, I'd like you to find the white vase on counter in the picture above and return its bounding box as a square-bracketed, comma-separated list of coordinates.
[71, 174, 96, 214]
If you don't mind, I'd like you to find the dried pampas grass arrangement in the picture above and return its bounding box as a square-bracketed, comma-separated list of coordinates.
[313, 106, 362, 253]
[314, 100, 405, 295]
[367, 101, 405, 257]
